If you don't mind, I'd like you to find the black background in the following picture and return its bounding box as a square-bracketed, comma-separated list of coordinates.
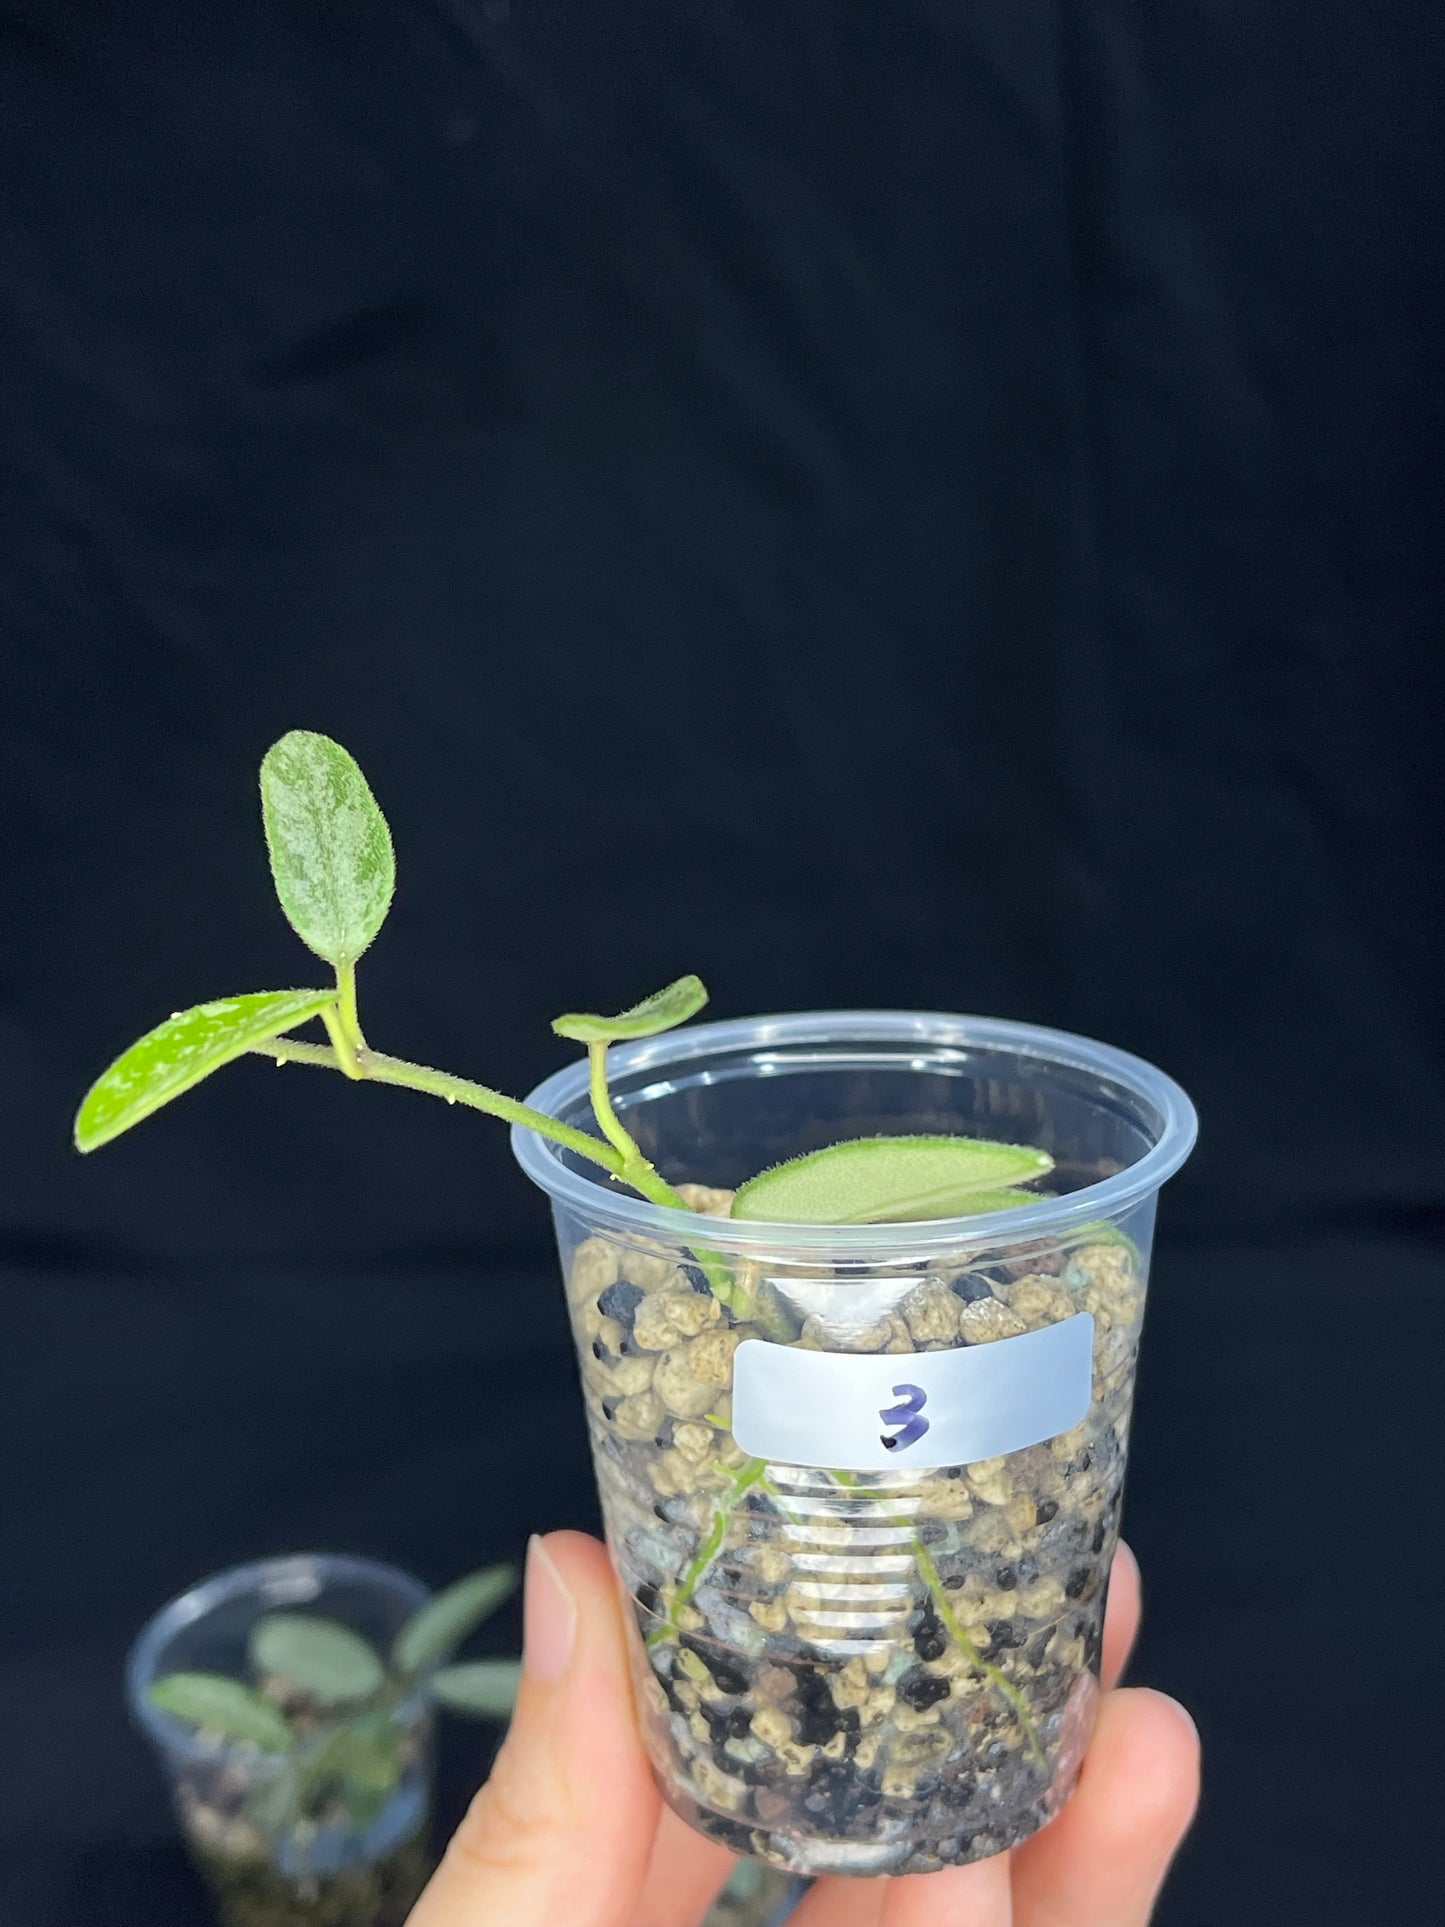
[3, 4, 1443, 1923]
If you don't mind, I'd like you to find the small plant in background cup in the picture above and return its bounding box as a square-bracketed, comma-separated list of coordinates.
[81, 732, 1196, 1881]
[127, 1555, 518, 1927]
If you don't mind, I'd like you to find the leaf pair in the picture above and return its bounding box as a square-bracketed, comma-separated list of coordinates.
[146, 1561, 521, 1752]
[402, 1565, 525, 1718]
[74, 733, 391, 1155]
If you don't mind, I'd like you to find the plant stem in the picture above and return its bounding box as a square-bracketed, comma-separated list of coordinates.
[588, 1041, 636, 1165]
[255, 1030, 756, 1318]
[830, 1470, 1045, 1767]
[586, 1040, 690, 1209]
[252, 1039, 625, 1172]
[646, 1458, 767, 1648]
[320, 1006, 364, 1081]
[335, 959, 367, 1051]
[584, 1039, 760, 1319]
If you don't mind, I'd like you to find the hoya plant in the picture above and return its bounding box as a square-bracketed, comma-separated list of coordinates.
[73, 731, 1052, 1226]
[150, 1565, 521, 1833]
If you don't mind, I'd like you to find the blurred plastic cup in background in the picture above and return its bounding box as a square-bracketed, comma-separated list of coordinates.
[127, 1554, 434, 1927]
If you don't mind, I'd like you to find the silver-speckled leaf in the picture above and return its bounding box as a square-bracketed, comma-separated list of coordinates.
[260, 731, 395, 965]
[552, 975, 707, 1045]
[392, 1564, 519, 1676]
[731, 1135, 1054, 1225]
[248, 1614, 385, 1705]
[73, 989, 337, 1153]
[147, 1672, 296, 1752]
[430, 1659, 522, 1718]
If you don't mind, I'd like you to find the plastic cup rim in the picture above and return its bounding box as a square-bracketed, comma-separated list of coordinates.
[510, 1007, 1198, 1255]
[125, 1551, 433, 1766]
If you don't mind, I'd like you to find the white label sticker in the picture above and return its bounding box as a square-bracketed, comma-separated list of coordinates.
[731, 1314, 1095, 1471]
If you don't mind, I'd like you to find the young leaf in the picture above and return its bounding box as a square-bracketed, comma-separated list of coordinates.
[731, 1135, 1054, 1225]
[430, 1659, 522, 1719]
[305, 1722, 400, 1796]
[392, 1564, 519, 1676]
[148, 1672, 296, 1752]
[249, 1614, 385, 1705]
[73, 990, 338, 1153]
[297, 1714, 401, 1828]
[552, 975, 708, 1045]
[260, 731, 395, 966]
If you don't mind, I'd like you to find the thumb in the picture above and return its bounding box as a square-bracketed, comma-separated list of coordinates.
[409, 1532, 661, 1927]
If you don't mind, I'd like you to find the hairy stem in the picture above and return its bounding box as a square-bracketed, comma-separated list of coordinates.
[253, 1039, 624, 1172]
[584, 1040, 757, 1318]
[588, 1041, 637, 1166]
[255, 1031, 756, 1317]
[335, 959, 367, 1052]
[320, 1005, 364, 1081]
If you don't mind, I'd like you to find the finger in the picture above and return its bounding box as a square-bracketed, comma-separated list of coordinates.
[884, 1846, 1013, 1927]
[1101, 1540, 1142, 1690]
[633, 1803, 737, 1927]
[789, 1871, 889, 1927]
[409, 1532, 661, 1927]
[1010, 1688, 1200, 1926]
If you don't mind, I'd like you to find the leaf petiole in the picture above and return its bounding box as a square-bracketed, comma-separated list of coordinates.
[335, 958, 367, 1052]
[321, 1005, 365, 1081]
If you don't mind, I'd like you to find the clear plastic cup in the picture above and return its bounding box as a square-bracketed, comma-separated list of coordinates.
[127, 1554, 435, 1927]
[513, 1011, 1196, 1877]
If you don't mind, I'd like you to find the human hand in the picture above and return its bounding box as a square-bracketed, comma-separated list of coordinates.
[409, 1531, 1199, 1927]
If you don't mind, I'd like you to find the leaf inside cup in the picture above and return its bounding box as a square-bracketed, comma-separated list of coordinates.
[248, 1613, 385, 1705]
[731, 1135, 1054, 1224]
[148, 1673, 296, 1751]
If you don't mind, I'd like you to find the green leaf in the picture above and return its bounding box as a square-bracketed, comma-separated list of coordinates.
[308, 1723, 400, 1795]
[147, 1673, 296, 1752]
[552, 975, 708, 1045]
[430, 1659, 522, 1718]
[74, 989, 338, 1153]
[249, 1614, 385, 1705]
[260, 731, 395, 966]
[392, 1564, 520, 1676]
[298, 1714, 401, 1827]
[731, 1135, 1055, 1225]
[941, 1188, 1057, 1215]
[338, 1777, 393, 1831]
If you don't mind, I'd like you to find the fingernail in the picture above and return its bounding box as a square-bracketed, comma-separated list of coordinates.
[523, 1535, 578, 1684]
[1158, 1692, 1200, 1747]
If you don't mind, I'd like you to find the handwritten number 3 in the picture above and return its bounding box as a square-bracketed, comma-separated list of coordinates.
[879, 1382, 929, 1451]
